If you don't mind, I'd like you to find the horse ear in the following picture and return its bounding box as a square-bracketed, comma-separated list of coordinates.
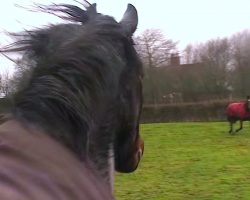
[119, 4, 138, 36]
[86, 3, 97, 18]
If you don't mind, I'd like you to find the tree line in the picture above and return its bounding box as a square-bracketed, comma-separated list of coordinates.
[135, 29, 250, 104]
[1, 29, 250, 104]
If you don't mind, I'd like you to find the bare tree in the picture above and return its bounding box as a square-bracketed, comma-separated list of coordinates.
[134, 29, 177, 104]
[182, 43, 203, 64]
[205, 38, 231, 98]
[135, 29, 177, 68]
[230, 30, 250, 97]
[181, 38, 232, 100]
[0, 70, 12, 96]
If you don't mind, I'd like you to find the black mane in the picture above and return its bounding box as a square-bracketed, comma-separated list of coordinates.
[2, 3, 142, 159]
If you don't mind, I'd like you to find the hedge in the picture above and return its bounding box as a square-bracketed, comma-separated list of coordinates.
[141, 100, 230, 123]
[0, 98, 232, 123]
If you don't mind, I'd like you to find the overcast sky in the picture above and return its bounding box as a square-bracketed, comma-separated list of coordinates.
[1, 0, 250, 74]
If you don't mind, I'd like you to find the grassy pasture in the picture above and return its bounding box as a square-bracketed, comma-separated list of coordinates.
[115, 122, 250, 200]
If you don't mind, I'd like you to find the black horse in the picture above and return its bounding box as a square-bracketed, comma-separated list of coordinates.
[0, 1, 144, 197]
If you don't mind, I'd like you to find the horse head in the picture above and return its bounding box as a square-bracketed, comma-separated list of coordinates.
[113, 4, 144, 173]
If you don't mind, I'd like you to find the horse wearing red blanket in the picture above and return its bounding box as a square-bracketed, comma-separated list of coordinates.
[226, 97, 250, 133]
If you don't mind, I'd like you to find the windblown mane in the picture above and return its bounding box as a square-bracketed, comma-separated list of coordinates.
[2, 2, 142, 161]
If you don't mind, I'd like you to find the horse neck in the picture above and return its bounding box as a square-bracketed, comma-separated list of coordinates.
[86, 109, 118, 191]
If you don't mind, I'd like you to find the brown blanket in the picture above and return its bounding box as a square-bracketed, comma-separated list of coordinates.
[0, 119, 113, 200]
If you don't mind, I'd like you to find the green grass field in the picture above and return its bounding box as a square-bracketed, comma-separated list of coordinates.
[115, 122, 250, 200]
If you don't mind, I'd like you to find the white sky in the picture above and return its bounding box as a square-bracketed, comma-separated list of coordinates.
[1, 0, 250, 74]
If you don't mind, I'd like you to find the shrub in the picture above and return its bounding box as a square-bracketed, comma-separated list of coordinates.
[141, 100, 229, 123]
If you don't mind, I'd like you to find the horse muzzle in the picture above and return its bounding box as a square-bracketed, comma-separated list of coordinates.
[115, 137, 144, 173]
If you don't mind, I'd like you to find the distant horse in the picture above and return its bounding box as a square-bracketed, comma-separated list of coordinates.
[226, 101, 250, 133]
[0, 1, 144, 198]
